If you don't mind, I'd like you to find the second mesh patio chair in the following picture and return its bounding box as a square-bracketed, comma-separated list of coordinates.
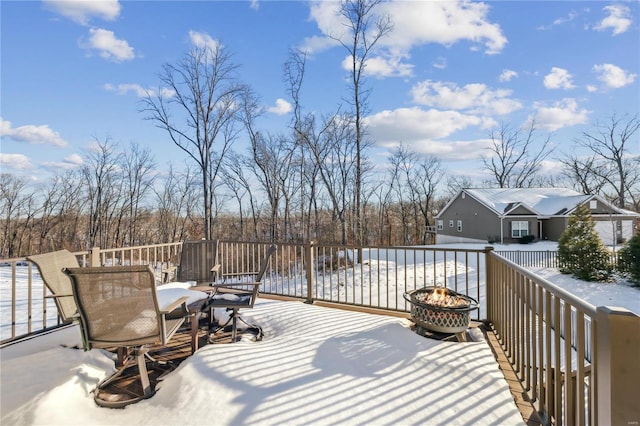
[176, 240, 221, 284]
[200, 244, 277, 343]
[64, 265, 190, 408]
[27, 249, 81, 323]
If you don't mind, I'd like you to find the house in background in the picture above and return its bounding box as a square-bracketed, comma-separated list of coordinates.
[435, 188, 639, 245]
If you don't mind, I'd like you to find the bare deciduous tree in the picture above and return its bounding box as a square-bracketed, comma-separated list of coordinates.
[387, 145, 444, 244]
[559, 154, 609, 195]
[81, 138, 124, 249]
[334, 0, 392, 250]
[0, 174, 33, 257]
[154, 164, 199, 243]
[445, 175, 475, 197]
[308, 114, 357, 244]
[284, 48, 334, 241]
[575, 113, 639, 209]
[482, 120, 553, 188]
[121, 142, 155, 246]
[34, 171, 83, 252]
[141, 43, 246, 239]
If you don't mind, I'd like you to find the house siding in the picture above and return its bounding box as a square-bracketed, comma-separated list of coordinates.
[545, 217, 567, 240]
[503, 217, 537, 242]
[587, 199, 617, 215]
[436, 193, 501, 243]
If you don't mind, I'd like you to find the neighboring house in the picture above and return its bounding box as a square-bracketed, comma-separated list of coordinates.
[435, 188, 639, 245]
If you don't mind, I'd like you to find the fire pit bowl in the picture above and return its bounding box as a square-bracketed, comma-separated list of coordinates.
[403, 286, 479, 334]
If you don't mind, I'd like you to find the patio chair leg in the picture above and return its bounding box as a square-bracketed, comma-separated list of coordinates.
[231, 309, 238, 342]
[135, 348, 152, 398]
[93, 346, 158, 408]
[208, 308, 263, 343]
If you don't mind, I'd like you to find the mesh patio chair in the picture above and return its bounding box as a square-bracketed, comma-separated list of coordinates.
[176, 240, 221, 284]
[64, 265, 190, 408]
[27, 249, 81, 323]
[198, 244, 277, 343]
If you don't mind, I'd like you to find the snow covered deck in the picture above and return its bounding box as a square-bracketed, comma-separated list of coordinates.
[1, 298, 525, 425]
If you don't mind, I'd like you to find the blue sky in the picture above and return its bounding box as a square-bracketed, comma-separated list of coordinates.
[1, 0, 638, 185]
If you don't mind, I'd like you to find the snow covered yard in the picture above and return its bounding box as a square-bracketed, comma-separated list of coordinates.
[490, 241, 639, 314]
[1, 299, 525, 426]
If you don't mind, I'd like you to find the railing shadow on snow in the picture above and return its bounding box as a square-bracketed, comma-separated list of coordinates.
[1, 240, 637, 425]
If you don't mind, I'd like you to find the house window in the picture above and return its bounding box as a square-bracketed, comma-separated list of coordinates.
[511, 221, 529, 238]
[590, 200, 597, 209]
[437, 220, 443, 230]
[457, 220, 462, 232]
[449, 220, 454, 228]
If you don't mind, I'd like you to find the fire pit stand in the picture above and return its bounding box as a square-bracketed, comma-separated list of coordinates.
[403, 286, 479, 341]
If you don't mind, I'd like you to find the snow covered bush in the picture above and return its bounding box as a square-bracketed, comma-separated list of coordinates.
[558, 204, 612, 282]
[618, 232, 640, 285]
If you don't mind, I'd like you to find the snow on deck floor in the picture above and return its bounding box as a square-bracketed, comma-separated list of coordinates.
[1, 299, 524, 425]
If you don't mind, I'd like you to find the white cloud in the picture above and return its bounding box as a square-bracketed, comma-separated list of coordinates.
[43, 0, 121, 26]
[366, 107, 491, 160]
[543, 67, 576, 90]
[594, 5, 632, 35]
[0, 118, 68, 147]
[410, 80, 522, 115]
[189, 31, 221, 52]
[249, 0, 259, 11]
[593, 63, 637, 89]
[432, 57, 447, 70]
[537, 10, 578, 30]
[104, 83, 147, 97]
[302, 0, 507, 77]
[299, 35, 340, 56]
[103, 83, 175, 98]
[267, 98, 292, 115]
[80, 28, 135, 62]
[42, 154, 84, 170]
[532, 98, 590, 131]
[0, 153, 32, 170]
[377, 1, 507, 55]
[341, 54, 413, 78]
[366, 107, 482, 142]
[499, 69, 518, 82]
[383, 137, 492, 161]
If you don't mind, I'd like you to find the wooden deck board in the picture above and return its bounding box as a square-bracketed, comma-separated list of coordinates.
[101, 308, 541, 425]
[481, 322, 544, 426]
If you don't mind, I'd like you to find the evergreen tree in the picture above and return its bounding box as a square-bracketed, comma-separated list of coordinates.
[558, 204, 613, 281]
[618, 232, 640, 285]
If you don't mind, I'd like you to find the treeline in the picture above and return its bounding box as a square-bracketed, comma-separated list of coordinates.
[0, 138, 445, 257]
[2, 112, 638, 258]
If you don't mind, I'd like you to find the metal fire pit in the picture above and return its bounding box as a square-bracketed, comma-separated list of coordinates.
[403, 286, 479, 334]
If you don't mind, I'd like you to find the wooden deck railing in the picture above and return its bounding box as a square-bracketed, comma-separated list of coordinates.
[1, 241, 638, 425]
[218, 241, 486, 317]
[487, 249, 639, 426]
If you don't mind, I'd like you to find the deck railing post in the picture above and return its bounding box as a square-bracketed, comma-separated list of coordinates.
[596, 306, 640, 425]
[305, 240, 314, 304]
[484, 246, 494, 322]
[89, 247, 101, 267]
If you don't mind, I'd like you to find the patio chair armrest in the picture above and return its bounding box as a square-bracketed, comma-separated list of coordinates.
[45, 294, 74, 299]
[211, 264, 221, 273]
[212, 282, 261, 297]
[159, 296, 190, 314]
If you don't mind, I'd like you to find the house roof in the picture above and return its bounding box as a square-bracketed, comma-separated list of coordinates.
[464, 188, 592, 216]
